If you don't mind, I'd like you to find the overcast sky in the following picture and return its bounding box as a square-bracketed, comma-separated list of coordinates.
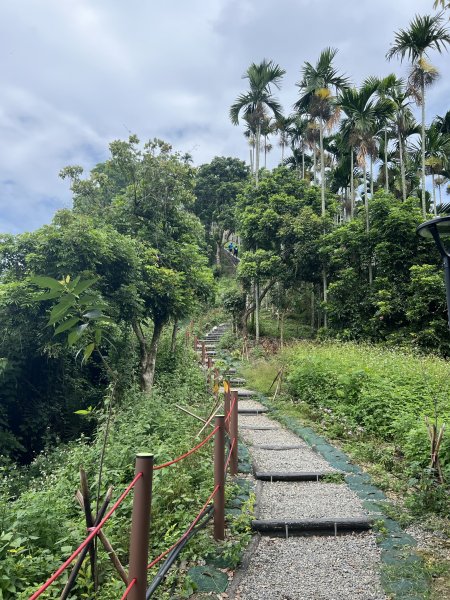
[1, 0, 449, 233]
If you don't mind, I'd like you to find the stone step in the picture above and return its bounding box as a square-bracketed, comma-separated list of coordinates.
[229, 377, 246, 385]
[238, 408, 269, 415]
[254, 471, 331, 482]
[252, 517, 373, 536]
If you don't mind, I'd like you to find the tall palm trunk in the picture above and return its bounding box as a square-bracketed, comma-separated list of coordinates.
[421, 71, 426, 217]
[432, 172, 437, 216]
[370, 156, 374, 198]
[264, 135, 268, 168]
[363, 157, 369, 234]
[313, 145, 317, 184]
[302, 150, 305, 180]
[384, 129, 389, 192]
[319, 118, 328, 328]
[362, 156, 373, 284]
[281, 141, 285, 162]
[319, 119, 326, 215]
[350, 148, 354, 218]
[398, 129, 407, 201]
[255, 123, 261, 186]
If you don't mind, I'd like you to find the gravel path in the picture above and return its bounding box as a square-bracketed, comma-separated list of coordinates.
[252, 447, 336, 473]
[240, 414, 283, 429]
[240, 426, 307, 447]
[233, 535, 387, 600]
[229, 381, 387, 599]
[257, 482, 367, 520]
[238, 399, 269, 412]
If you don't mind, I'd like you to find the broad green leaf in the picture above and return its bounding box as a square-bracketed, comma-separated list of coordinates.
[67, 324, 88, 346]
[73, 278, 97, 296]
[54, 317, 80, 335]
[94, 329, 102, 345]
[48, 295, 77, 325]
[74, 409, 90, 415]
[30, 290, 62, 302]
[30, 276, 64, 291]
[83, 309, 102, 320]
[83, 343, 95, 362]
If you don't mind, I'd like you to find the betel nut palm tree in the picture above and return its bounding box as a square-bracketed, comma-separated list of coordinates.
[387, 13, 450, 217]
[294, 48, 349, 327]
[295, 47, 349, 217]
[230, 59, 286, 186]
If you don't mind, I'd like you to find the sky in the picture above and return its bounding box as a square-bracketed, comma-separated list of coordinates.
[1, 0, 449, 233]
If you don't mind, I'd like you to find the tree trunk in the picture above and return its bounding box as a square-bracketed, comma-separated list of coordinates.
[384, 128, 389, 193]
[255, 123, 261, 186]
[313, 145, 317, 185]
[255, 280, 260, 345]
[363, 157, 369, 234]
[322, 269, 327, 329]
[133, 320, 165, 393]
[398, 130, 407, 202]
[319, 119, 326, 216]
[432, 172, 437, 216]
[264, 135, 267, 169]
[350, 149, 354, 219]
[281, 141, 284, 163]
[302, 150, 305, 180]
[370, 156, 374, 198]
[216, 241, 221, 268]
[421, 73, 426, 218]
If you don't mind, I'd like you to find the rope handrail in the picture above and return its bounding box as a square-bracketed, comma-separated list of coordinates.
[224, 438, 236, 472]
[153, 425, 219, 471]
[120, 577, 137, 600]
[29, 472, 143, 600]
[147, 484, 220, 570]
[225, 396, 237, 424]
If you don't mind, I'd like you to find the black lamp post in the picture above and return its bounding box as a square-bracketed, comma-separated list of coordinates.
[417, 215, 450, 329]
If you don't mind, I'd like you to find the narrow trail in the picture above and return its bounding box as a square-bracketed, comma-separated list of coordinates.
[228, 396, 386, 600]
[202, 324, 424, 600]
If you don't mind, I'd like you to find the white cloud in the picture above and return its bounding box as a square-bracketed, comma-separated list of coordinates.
[0, 0, 448, 232]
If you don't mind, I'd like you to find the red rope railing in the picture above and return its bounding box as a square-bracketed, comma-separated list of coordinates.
[225, 396, 237, 424]
[224, 437, 236, 472]
[147, 484, 220, 570]
[120, 577, 137, 600]
[29, 472, 143, 600]
[153, 425, 219, 470]
[30, 342, 238, 600]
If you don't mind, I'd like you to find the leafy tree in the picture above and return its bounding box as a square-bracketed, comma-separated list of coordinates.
[193, 157, 249, 266]
[61, 136, 214, 391]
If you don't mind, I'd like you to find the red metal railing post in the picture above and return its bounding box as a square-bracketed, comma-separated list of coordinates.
[201, 342, 206, 366]
[223, 381, 230, 434]
[194, 335, 198, 352]
[128, 454, 154, 600]
[230, 391, 239, 476]
[214, 416, 225, 540]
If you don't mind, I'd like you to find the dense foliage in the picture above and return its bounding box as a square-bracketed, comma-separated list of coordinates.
[0, 338, 248, 599]
[0, 137, 215, 462]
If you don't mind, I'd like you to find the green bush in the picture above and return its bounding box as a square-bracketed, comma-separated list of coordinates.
[0, 339, 226, 598]
[286, 341, 450, 487]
